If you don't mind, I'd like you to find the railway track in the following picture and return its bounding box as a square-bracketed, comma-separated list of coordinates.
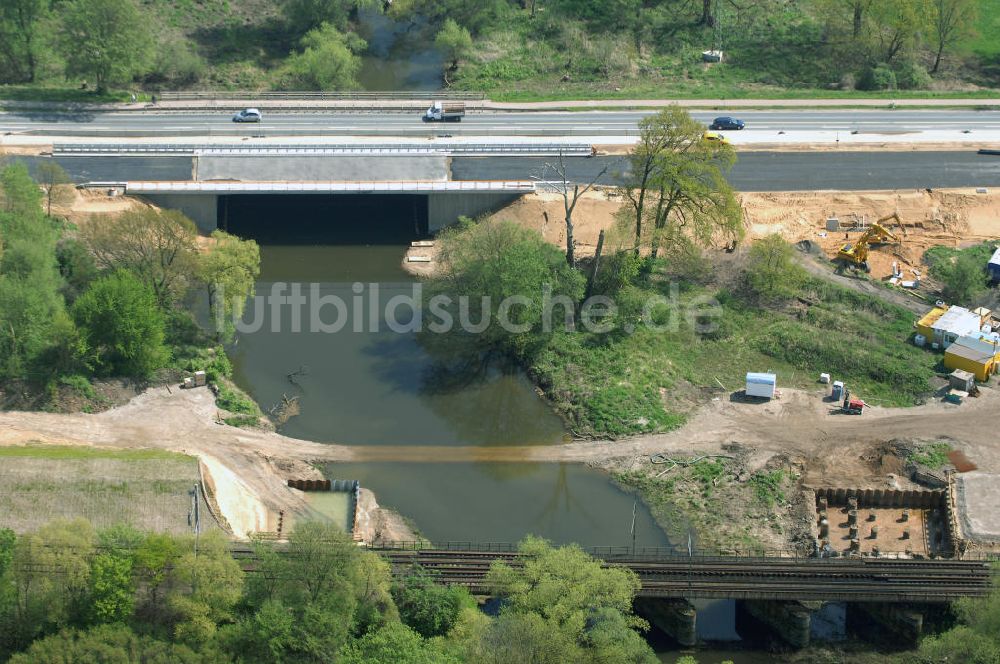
[380, 549, 992, 602]
[229, 544, 992, 602]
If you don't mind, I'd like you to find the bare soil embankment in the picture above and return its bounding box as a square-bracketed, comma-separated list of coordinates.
[476, 187, 1000, 282]
[3, 383, 1000, 542]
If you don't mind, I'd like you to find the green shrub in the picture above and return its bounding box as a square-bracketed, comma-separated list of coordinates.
[895, 60, 932, 89]
[215, 382, 260, 417]
[857, 64, 897, 90]
[72, 270, 169, 378]
[58, 374, 96, 399]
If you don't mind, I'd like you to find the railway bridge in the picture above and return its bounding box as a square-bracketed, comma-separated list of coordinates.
[373, 543, 992, 603]
[371, 543, 994, 648]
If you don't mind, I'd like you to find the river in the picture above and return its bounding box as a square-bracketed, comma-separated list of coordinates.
[223, 218, 834, 657]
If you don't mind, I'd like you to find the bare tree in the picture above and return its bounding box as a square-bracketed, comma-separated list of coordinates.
[537, 151, 616, 269]
[35, 160, 73, 216]
[931, 0, 976, 73]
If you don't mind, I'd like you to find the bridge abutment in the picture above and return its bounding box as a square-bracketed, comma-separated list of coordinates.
[142, 193, 219, 233]
[427, 192, 524, 232]
[737, 600, 816, 648]
[848, 602, 924, 644]
[635, 598, 697, 646]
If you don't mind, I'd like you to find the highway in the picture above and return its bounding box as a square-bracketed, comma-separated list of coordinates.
[9, 150, 997, 191]
[3, 109, 1000, 141]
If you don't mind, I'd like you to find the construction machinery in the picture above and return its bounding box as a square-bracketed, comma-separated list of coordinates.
[835, 214, 903, 272]
[841, 388, 865, 415]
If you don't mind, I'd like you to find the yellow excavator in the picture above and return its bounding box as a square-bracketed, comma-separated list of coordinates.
[835, 214, 902, 272]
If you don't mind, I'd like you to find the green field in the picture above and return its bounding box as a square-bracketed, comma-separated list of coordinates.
[0, 445, 187, 461]
[0, 445, 220, 534]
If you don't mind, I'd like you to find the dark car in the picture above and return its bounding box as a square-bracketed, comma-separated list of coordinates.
[709, 116, 745, 130]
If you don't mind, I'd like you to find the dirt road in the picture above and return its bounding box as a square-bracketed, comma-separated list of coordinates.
[2, 383, 998, 536]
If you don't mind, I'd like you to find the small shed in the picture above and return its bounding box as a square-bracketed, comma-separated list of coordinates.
[989, 246, 1000, 282]
[948, 369, 975, 392]
[944, 336, 999, 382]
[745, 372, 777, 399]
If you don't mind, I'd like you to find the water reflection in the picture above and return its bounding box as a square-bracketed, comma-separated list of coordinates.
[328, 462, 672, 548]
[229, 245, 567, 446]
[356, 9, 443, 90]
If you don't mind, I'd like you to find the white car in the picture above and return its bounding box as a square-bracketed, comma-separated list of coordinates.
[232, 108, 262, 123]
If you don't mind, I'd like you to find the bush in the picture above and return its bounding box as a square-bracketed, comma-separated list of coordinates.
[937, 253, 989, 304]
[740, 235, 807, 303]
[72, 270, 169, 378]
[857, 63, 897, 90]
[895, 60, 932, 89]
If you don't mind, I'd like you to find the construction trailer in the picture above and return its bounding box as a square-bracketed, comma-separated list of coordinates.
[944, 335, 1000, 382]
[745, 372, 777, 399]
[915, 305, 988, 349]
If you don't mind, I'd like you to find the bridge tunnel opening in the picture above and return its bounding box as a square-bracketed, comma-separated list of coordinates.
[218, 194, 429, 245]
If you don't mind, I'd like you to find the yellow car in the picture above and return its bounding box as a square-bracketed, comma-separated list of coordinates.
[702, 131, 730, 144]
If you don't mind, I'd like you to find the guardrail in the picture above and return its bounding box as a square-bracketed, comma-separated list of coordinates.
[157, 91, 485, 101]
[54, 143, 596, 157]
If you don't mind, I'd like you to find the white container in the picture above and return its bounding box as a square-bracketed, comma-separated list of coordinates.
[819, 373, 831, 384]
[914, 334, 926, 348]
[745, 372, 777, 399]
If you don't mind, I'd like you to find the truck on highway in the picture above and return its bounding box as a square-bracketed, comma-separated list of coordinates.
[423, 101, 465, 122]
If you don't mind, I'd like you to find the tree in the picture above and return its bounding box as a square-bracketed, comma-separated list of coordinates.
[198, 230, 261, 342]
[60, 0, 153, 94]
[389, 0, 503, 35]
[864, 0, 927, 64]
[235, 523, 395, 662]
[35, 161, 73, 217]
[10, 519, 95, 646]
[0, 164, 75, 380]
[165, 533, 244, 645]
[486, 537, 645, 637]
[339, 623, 460, 664]
[930, 0, 976, 72]
[481, 537, 654, 663]
[89, 552, 135, 625]
[435, 19, 472, 74]
[80, 207, 199, 307]
[279, 23, 366, 90]
[741, 234, 807, 303]
[72, 270, 169, 377]
[422, 218, 586, 363]
[936, 252, 989, 304]
[538, 152, 615, 268]
[283, 0, 377, 35]
[617, 106, 743, 257]
[0, 0, 48, 83]
[8, 624, 221, 664]
[394, 568, 475, 638]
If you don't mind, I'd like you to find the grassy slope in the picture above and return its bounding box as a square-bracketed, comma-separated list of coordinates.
[968, 0, 1000, 58]
[532, 274, 940, 438]
[454, 0, 1000, 100]
[0, 445, 219, 534]
[5, 0, 999, 99]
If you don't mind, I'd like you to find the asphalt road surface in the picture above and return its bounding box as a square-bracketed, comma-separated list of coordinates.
[457, 152, 1000, 191]
[8, 151, 994, 191]
[3, 109, 1000, 138]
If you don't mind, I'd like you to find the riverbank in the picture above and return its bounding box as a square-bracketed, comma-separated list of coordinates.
[2, 381, 999, 544]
